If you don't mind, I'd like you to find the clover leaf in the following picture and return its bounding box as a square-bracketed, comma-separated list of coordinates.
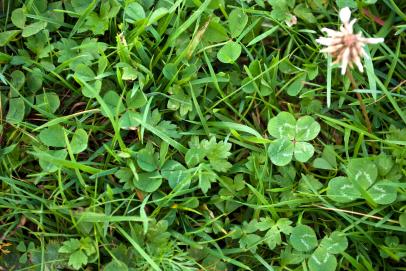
[267, 112, 320, 166]
[327, 158, 398, 205]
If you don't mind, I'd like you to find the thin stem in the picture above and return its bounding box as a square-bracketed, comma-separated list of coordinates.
[346, 71, 373, 134]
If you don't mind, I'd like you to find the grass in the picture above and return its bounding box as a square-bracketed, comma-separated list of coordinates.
[0, 0, 406, 270]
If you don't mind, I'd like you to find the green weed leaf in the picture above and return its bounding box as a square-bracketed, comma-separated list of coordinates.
[290, 224, 318, 252]
[217, 42, 241, 64]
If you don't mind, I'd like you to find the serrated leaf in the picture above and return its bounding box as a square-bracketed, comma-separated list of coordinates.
[320, 231, 348, 254]
[268, 138, 294, 166]
[228, 9, 248, 38]
[71, 129, 88, 154]
[217, 41, 241, 64]
[185, 147, 205, 167]
[239, 234, 261, 251]
[294, 142, 315, 163]
[295, 116, 320, 141]
[68, 250, 88, 270]
[267, 112, 296, 139]
[264, 228, 282, 249]
[59, 239, 81, 254]
[308, 247, 337, 271]
[290, 224, 318, 252]
[327, 176, 361, 203]
[39, 124, 66, 147]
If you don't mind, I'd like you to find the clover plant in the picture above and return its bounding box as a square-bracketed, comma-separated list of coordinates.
[267, 112, 320, 166]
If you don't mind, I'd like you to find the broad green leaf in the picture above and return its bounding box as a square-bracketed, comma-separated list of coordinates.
[217, 42, 241, 64]
[148, 8, 169, 25]
[125, 2, 145, 23]
[268, 138, 294, 166]
[136, 172, 162, 192]
[6, 98, 25, 124]
[375, 154, 394, 177]
[294, 142, 315, 163]
[11, 8, 26, 29]
[68, 250, 88, 270]
[161, 160, 189, 189]
[347, 159, 377, 189]
[27, 68, 43, 92]
[399, 213, 406, 228]
[22, 21, 47, 38]
[228, 9, 248, 38]
[327, 176, 361, 203]
[287, 73, 306, 96]
[320, 231, 348, 254]
[39, 124, 66, 147]
[101, 91, 125, 117]
[137, 146, 159, 172]
[126, 88, 147, 109]
[71, 129, 88, 154]
[11, 70, 26, 92]
[35, 93, 60, 113]
[313, 158, 334, 170]
[71, 0, 93, 14]
[267, 112, 296, 139]
[119, 111, 141, 130]
[204, 20, 229, 43]
[38, 149, 67, 172]
[293, 4, 316, 23]
[308, 247, 337, 271]
[0, 30, 21, 46]
[104, 260, 128, 271]
[367, 181, 397, 205]
[163, 63, 178, 80]
[74, 64, 95, 82]
[336, 0, 357, 9]
[295, 116, 320, 141]
[290, 224, 318, 252]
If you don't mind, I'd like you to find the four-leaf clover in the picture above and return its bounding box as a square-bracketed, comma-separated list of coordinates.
[267, 112, 320, 166]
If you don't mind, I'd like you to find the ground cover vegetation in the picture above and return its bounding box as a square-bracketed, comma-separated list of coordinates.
[0, 0, 406, 270]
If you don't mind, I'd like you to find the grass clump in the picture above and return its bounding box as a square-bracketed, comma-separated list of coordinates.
[1, 0, 406, 270]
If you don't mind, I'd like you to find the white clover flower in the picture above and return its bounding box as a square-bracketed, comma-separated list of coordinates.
[316, 7, 384, 75]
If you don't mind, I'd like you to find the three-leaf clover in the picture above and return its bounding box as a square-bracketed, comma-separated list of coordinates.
[327, 158, 398, 205]
[267, 112, 320, 166]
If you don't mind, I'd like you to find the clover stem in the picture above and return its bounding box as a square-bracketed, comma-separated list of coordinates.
[346, 70, 376, 153]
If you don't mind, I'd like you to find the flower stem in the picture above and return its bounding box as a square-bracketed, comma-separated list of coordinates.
[346, 71, 373, 135]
